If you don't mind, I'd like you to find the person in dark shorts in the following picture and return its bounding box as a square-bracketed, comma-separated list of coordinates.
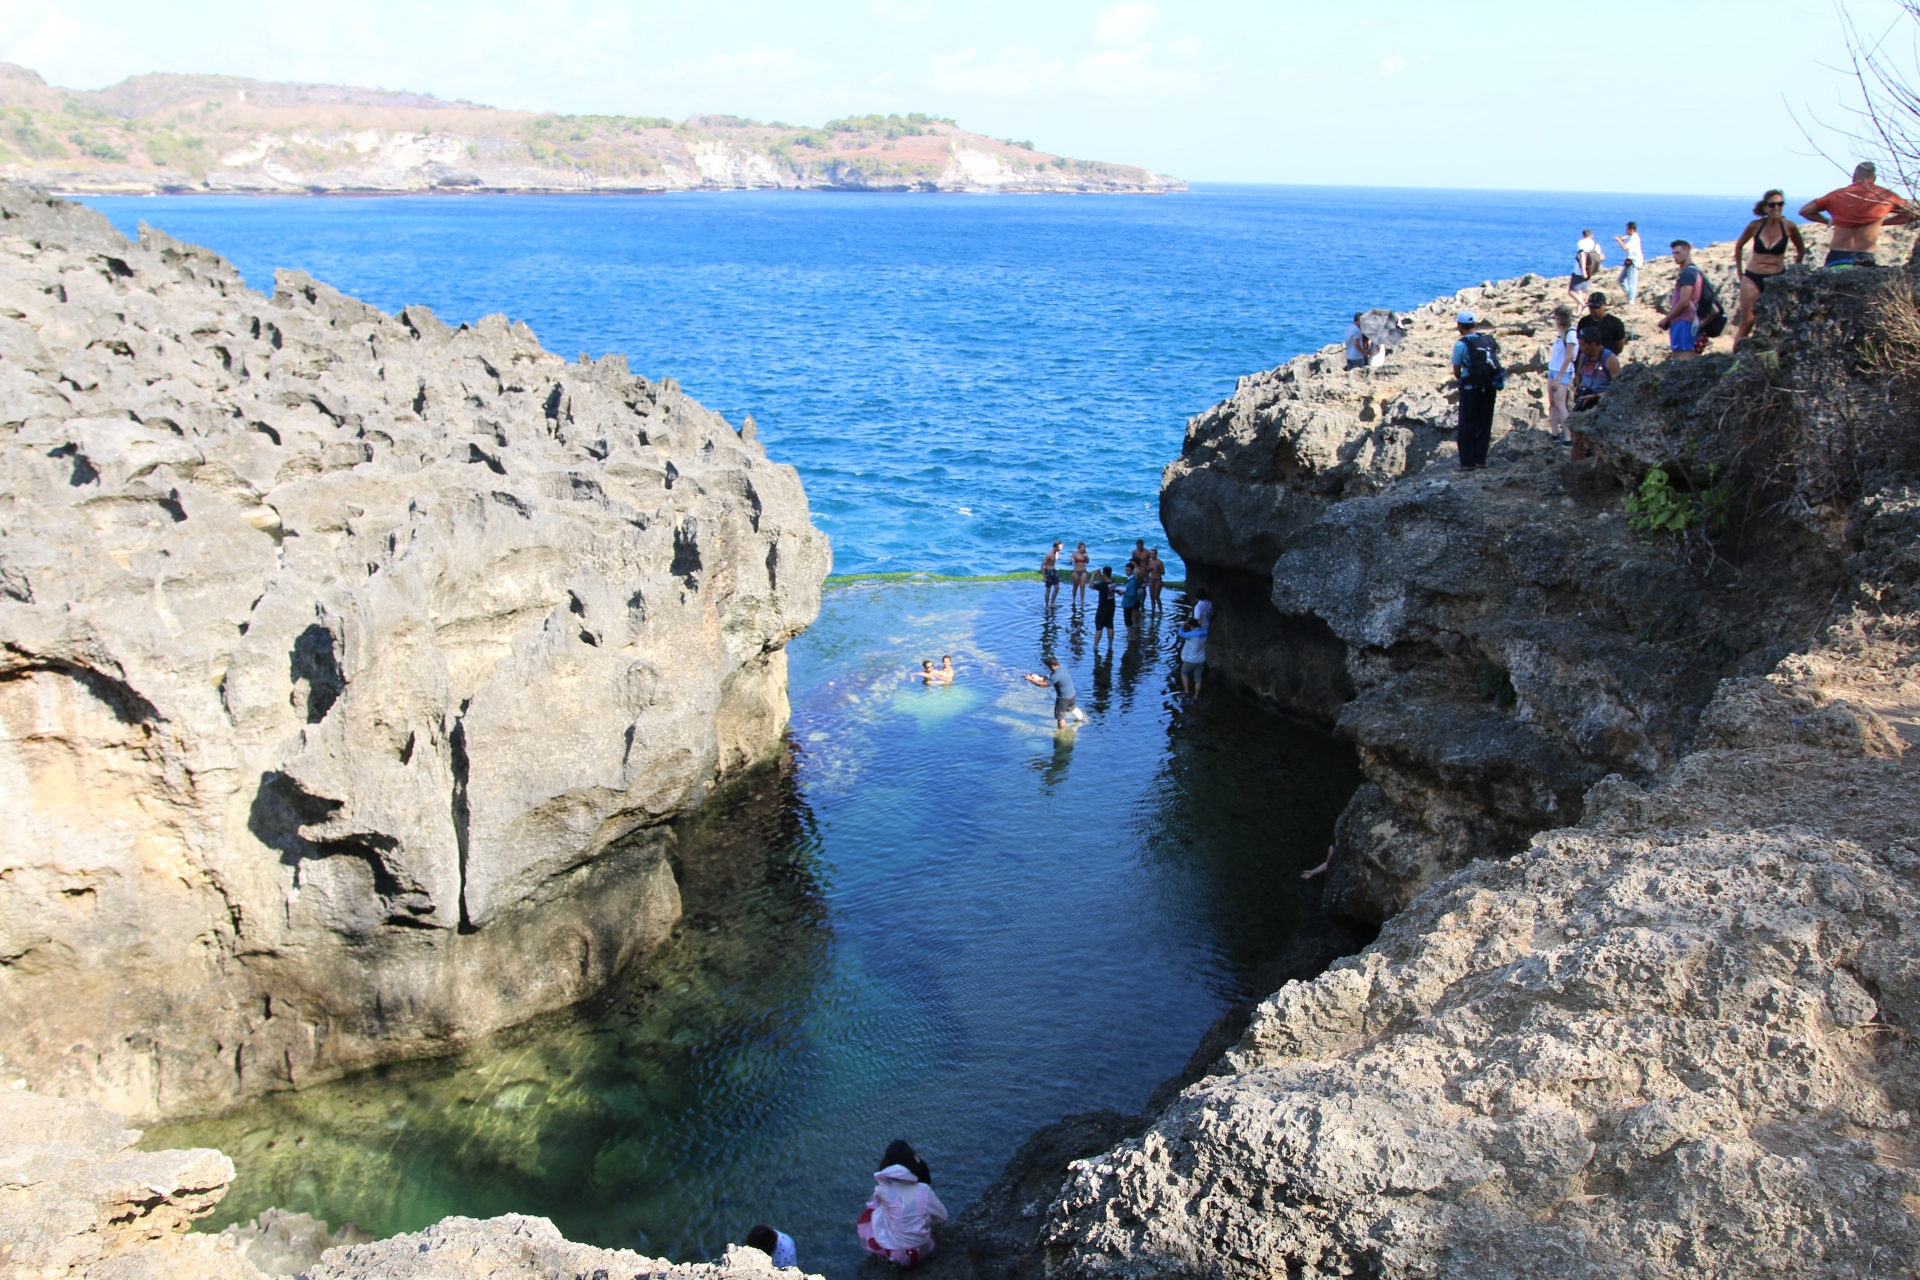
[1449, 310, 1500, 470]
[1025, 657, 1083, 730]
[1091, 567, 1116, 650]
[1120, 565, 1145, 632]
[1040, 541, 1062, 608]
[1177, 616, 1208, 698]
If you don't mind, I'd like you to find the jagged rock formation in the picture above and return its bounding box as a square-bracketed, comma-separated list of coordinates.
[0, 1085, 823, 1278]
[1025, 230, 1920, 1275]
[0, 183, 829, 1122]
[0, 64, 1183, 196]
[1162, 223, 1914, 920]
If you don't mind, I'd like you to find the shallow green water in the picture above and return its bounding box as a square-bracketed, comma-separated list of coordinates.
[149, 580, 1358, 1277]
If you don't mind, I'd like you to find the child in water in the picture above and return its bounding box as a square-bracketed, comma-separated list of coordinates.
[857, 1140, 948, 1267]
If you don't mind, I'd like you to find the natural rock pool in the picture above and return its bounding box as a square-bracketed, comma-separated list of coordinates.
[147, 579, 1359, 1277]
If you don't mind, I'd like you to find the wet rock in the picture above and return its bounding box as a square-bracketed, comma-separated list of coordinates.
[220, 1209, 372, 1277]
[0, 182, 831, 1121]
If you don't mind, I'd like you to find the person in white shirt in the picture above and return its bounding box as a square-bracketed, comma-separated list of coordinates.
[857, 1142, 949, 1267]
[1343, 313, 1372, 370]
[1569, 228, 1603, 301]
[1546, 304, 1578, 444]
[1613, 221, 1645, 305]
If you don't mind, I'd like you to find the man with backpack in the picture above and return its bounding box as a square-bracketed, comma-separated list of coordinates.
[1450, 309, 1504, 471]
[1658, 240, 1724, 358]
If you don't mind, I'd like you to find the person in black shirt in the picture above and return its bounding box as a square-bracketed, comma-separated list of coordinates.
[1575, 292, 1627, 355]
[1090, 567, 1116, 651]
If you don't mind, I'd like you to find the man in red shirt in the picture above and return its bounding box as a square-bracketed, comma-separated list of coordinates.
[1799, 161, 1913, 268]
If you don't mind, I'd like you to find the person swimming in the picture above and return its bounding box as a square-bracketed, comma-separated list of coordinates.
[938, 655, 955, 683]
[857, 1140, 947, 1267]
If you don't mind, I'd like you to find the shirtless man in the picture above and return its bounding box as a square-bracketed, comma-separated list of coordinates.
[1041, 541, 1062, 608]
[1126, 539, 1149, 580]
[1800, 162, 1913, 268]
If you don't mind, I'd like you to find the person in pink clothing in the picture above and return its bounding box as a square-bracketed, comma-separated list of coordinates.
[856, 1140, 949, 1267]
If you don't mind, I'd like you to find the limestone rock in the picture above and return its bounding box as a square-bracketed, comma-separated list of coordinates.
[0, 1085, 823, 1279]
[0, 182, 830, 1121]
[1162, 223, 1918, 920]
[1040, 631, 1920, 1278]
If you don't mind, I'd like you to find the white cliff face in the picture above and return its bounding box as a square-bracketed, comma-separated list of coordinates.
[0, 184, 830, 1121]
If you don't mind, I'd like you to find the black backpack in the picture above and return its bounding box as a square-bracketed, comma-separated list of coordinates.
[1691, 267, 1729, 339]
[1459, 333, 1506, 393]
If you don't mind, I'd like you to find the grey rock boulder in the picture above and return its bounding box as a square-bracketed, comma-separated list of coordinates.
[0, 182, 830, 1120]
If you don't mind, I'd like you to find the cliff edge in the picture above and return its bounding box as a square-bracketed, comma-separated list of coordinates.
[0, 182, 830, 1123]
[1025, 233, 1920, 1273]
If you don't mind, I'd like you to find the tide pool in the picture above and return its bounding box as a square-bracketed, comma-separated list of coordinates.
[82, 184, 1748, 578]
[146, 580, 1361, 1278]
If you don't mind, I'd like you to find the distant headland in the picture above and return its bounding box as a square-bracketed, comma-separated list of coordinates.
[0, 63, 1185, 196]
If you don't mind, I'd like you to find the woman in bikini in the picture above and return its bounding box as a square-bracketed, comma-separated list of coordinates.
[1732, 189, 1807, 343]
[1069, 542, 1090, 607]
[1146, 549, 1165, 614]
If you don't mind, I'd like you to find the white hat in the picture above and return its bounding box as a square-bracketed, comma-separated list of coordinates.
[1456, 309, 1476, 325]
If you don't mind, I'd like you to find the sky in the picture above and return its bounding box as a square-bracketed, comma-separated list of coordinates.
[3, 0, 1913, 194]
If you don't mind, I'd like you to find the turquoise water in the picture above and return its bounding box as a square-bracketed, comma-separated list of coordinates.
[83, 185, 1748, 577]
[147, 580, 1361, 1276]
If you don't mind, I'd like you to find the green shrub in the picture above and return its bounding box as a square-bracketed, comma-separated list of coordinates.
[1623, 463, 1730, 538]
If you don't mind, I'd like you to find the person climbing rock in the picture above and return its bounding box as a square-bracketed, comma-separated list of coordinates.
[856, 1140, 948, 1268]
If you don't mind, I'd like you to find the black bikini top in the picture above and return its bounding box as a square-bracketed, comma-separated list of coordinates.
[1753, 217, 1789, 256]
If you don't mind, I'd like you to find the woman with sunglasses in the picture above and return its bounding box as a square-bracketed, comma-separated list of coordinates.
[1732, 190, 1807, 343]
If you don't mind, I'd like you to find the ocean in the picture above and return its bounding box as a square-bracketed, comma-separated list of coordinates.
[84, 184, 1749, 579]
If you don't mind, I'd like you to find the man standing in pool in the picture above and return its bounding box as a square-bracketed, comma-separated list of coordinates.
[1026, 657, 1084, 731]
[1041, 542, 1063, 609]
[1091, 567, 1117, 651]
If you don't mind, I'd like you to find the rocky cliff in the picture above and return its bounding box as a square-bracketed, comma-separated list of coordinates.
[0, 182, 830, 1123]
[0, 64, 1184, 196]
[1017, 231, 1920, 1273]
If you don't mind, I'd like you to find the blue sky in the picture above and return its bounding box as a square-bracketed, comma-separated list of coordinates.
[3, 0, 1908, 194]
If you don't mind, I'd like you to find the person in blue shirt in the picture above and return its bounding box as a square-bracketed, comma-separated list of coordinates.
[745, 1224, 798, 1269]
[1119, 567, 1146, 632]
[1024, 657, 1083, 730]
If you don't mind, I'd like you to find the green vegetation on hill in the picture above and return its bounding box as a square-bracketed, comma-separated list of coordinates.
[0, 63, 1180, 193]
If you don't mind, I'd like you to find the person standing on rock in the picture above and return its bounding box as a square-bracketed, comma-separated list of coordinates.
[1192, 585, 1213, 630]
[1146, 549, 1166, 614]
[1548, 305, 1578, 445]
[1733, 190, 1807, 342]
[1614, 221, 1645, 305]
[1069, 541, 1090, 606]
[1091, 567, 1117, 650]
[1120, 564, 1146, 633]
[1569, 228, 1603, 302]
[1041, 541, 1062, 609]
[1344, 313, 1374, 370]
[1450, 310, 1503, 471]
[1658, 242, 1710, 359]
[1800, 161, 1912, 269]
[1025, 657, 1084, 731]
[1576, 293, 1626, 356]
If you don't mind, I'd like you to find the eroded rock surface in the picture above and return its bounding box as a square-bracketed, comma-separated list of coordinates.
[0, 1085, 823, 1279]
[0, 182, 829, 1121]
[1163, 224, 1916, 919]
[1038, 225, 1920, 1276]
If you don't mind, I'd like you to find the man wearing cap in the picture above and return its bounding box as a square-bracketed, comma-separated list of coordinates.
[1449, 310, 1500, 471]
[1800, 162, 1913, 268]
[1576, 292, 1627, 355]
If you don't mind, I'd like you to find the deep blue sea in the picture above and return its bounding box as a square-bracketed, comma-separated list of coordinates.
[85, 185, 1747, 578]
[101, 186, 1752, 1276]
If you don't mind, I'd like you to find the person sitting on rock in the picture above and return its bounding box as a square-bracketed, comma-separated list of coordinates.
[744, 1224, 798, 1269]
[857, 1140, 948, 1267]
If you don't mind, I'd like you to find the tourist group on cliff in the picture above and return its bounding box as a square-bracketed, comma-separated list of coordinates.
[1427, 161, 1914, 471]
